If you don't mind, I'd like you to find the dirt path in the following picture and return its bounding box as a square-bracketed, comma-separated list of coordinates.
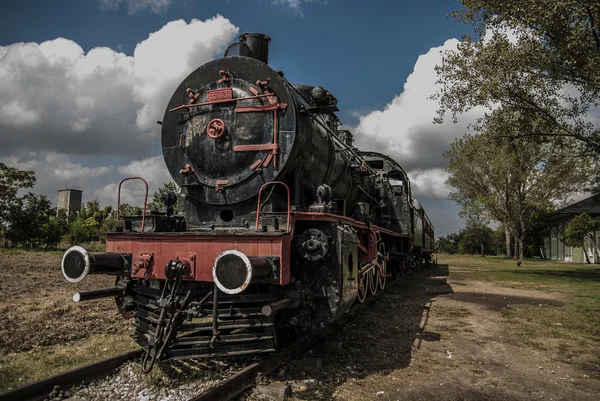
[255, 264, 600, 401]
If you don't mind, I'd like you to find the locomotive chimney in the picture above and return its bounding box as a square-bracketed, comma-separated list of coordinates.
[224, 33, 271, 64]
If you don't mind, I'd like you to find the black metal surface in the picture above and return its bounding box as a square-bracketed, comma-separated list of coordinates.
[239, 33, 271, 64]
[0, 350, 141, 401]
[73, 287, 124, 302]
[62, 247, 130, 282]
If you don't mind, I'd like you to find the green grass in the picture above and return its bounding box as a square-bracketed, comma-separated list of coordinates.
[440, 254, 600, 372]
[0, 334, 137, 392]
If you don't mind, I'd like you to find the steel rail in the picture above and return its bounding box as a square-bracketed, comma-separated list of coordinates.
[188, 267, 409, 401]
[0, 350, 142, 401]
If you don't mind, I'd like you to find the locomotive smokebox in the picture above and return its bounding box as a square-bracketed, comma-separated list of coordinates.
[212, 250, 277, 294]
[225, 32, 271, 64]
[61, 246, 130, 283]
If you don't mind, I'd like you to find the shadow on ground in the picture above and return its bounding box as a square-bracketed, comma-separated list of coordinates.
[253, 263, 454, 400]
[509, 268, 600, 282]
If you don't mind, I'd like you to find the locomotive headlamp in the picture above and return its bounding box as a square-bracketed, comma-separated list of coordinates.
[61, 246, 130, 283]
[212, 250, 277, 294]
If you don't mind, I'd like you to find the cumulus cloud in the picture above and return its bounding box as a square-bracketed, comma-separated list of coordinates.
[94, 156, 173, 207]
[353, 39, 485, 200]
[0, 16, 238, 207]
[0, 153, 114, 203]
[0, 17, 237, 159]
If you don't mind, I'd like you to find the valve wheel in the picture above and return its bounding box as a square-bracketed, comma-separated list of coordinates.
[207, 118, 226, 139]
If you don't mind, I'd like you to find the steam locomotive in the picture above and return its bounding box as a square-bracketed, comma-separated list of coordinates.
[60, 33, 435, 372]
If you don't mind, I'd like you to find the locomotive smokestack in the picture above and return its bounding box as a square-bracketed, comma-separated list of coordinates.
[212, 250, 276, 294]
[224, 33, 271, 64]
[61, 246, 130, 283]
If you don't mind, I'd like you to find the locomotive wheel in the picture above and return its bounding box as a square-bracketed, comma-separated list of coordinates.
[378, 243, 387, 290]
[368, 264, 378, 296]
[357, 272, 367, 303]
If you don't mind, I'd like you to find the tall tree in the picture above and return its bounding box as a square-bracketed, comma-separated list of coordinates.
[445, 110, 589, 259]
[434, 0, 600, 164]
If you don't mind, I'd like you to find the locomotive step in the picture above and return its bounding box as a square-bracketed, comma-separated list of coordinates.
[180, 318, 274, 332]
[172, 333, 274, 346]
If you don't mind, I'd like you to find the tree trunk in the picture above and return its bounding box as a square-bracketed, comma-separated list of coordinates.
[518, 232, 525, 261]
[505, 226, 512, 258]
[583, 248, 591, 264]
[513, 235, 519, 259]
[519, 219, 526, 260]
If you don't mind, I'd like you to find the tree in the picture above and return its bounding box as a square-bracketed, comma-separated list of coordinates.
[0, 163, 36, 244]
[436, 232, 462, 254]
[43, 209, 70, 249]
[562, 212, 600, 263]
[458, 200, 492, 255]
[5, 193, 52, 248]
[434, 0, 600, 176]
[445, 110, 589, 259]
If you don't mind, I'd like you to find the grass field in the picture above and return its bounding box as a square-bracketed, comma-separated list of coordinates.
[440, 254, 600, 374]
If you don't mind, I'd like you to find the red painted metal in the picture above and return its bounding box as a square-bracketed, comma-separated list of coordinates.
[232, 105, 281, 168]
[255, 181, 291, 232]
[293, 212, 412, 239]
[186, 88, 199, 103]
[250, 159, 263, 170]
[106, 232, 292, 285]
[234, 104, 287, 113]
[116, 177, 149, 231]
[215, 180, 229, 191]
[217, 70, 230, 84]
[207, 118, 226, 139]
[179, 163, 193, 175]
[233, 144, 278, 152]
[207, 88, 233, 102]
[168, 94, 274, 112]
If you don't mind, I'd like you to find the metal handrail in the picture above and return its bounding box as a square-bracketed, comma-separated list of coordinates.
[255, 181, 291, 232]
[116, 177, 149, 231]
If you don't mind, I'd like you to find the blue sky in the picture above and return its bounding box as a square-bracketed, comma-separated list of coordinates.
[0, 0, 474, 236]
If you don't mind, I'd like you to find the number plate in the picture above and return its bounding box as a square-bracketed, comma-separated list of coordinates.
[207, 88, 233, 102]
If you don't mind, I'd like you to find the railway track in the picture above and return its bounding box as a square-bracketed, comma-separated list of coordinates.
[0, 350, 142, 401]
[0, 266, 414, 401]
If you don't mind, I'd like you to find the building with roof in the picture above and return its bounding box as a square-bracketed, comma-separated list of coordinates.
[541, 195, 600, 263]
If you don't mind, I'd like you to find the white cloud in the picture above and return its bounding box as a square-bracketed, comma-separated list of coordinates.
[99, 0, 173, 14]
[96, 156, 172, 207]
[354, 38, 485, 200]
[0, 16, 238, 207]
